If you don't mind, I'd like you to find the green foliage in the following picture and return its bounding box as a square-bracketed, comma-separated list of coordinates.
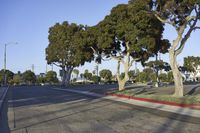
[86, 1, 169, 64]
[99, 69, 112, 82]
[128, 70, 136, 80]
[0, 69, 14, 84]
[73, 69, 79, 78]
[83, 70, 92, 80]
[22, 70, 36, 84]
[159, 73, 168, 82]
[37, 77, 46, 84]
[46, 22, 92, 67]
[136, 68, 156, 83]
[46, 71, 58, 84]
[91, 75, 101, 84]
[167, 71, 174, 83]
[11, 74, 22, 85]
[46, 22, 94, 85]
[145, 60, 171, 72]
[184, 56, 200, 72]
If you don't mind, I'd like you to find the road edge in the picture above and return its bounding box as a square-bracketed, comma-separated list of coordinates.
[0, 86, 9, 113]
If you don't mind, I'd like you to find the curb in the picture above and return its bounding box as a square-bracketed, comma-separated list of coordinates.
[0, 87, 9, 112]
[106, 93, 200, 110]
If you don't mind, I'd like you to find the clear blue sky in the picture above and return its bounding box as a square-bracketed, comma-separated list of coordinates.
[0, 0, 199, 77]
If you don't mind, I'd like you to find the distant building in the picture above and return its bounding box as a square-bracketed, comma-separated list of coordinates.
[37, 73, 46, 78]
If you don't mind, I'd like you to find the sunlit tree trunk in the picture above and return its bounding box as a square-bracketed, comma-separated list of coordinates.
[169, 49, 183, 96]
[116, 60, 130, 91]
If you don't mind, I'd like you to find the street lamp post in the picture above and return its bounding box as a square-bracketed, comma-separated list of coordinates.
[4, 42, 18, 86]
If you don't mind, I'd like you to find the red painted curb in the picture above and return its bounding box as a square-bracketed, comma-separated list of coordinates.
[105, 93, 200, 110]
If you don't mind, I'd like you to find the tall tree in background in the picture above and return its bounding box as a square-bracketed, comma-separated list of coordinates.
[99, 69, 112, 83]
[149, 0, 200, 96]
[22, 70, 36, 84]
[46, 22, 93, 85]
[0, 69, 14, 85]
[46, 71, 59, 84]
[145, 59, 170, 86]
[86, 1, 169, 90]
[72, 69, 79, 79]
[184, 56, 200, 81]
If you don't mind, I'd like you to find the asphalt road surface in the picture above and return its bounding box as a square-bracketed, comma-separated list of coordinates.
[0, 85, 200, 133]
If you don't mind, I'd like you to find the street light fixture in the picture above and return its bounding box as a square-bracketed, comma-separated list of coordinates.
[4, 42, 18, 86]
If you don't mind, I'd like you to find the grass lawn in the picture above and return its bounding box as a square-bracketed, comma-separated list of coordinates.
[113, 89, 200, 105]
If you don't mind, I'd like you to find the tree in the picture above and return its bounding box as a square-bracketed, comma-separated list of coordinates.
[0, 69, 14, 85]
[91, 75, 101, 84]
[37, 77, 46, 84]
[184, 56, 200, 72]
[12, 74, 22, 85]
[145, 59, 170, 86]
[167, 71, 174, 83]
[184, 56, 200, 81]
[46, 21, 93, 86]
[86, 1, 169, 91]
[159, 73, 168, 82]
[46, 71, 58, 84]
[99, 69, 112, 83]
[136, 71, 156, 83]
[83, 70, 92, 80]
[128, 70, 135, 80]
[22, 70, 36, 84]
[72, 69, 79, 79]
[149, 0, 200, 96]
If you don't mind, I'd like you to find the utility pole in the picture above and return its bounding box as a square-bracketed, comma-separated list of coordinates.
[4, 44, 7, 85]
[32, 64, 35, 73]
[3, 42, 18, 86]
[51, 64, 53, 71]
[95, 65, 99, 76]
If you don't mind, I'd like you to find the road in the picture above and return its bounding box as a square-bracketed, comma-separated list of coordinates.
[0, 85, 200, 133]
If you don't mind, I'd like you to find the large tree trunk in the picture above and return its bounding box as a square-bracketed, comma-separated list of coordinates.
[169, 49, 184, 97]
[65, 67, 73, 86]
[61, 67, 66, 86]
[118, 80, 126, 91]
[116, 59, 130, 91]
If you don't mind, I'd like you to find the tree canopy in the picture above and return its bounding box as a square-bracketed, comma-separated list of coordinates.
[184, 56, 200, 72]
[46, 71, 59, 84]
[99, 69, 112, 82]
[0, 69, 14, 84]
[22, 70, 36, 84]
[46, 21, 93, 85]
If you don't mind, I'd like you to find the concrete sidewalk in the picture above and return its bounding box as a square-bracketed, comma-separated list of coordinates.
[52, 88, 200, 118]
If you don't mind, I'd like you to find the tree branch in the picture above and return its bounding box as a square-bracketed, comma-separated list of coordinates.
[154, 13, 178, 30]
[111, 55, 125, 65]
[52, 63, 61, 67]
[175, 16, 199, 56]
